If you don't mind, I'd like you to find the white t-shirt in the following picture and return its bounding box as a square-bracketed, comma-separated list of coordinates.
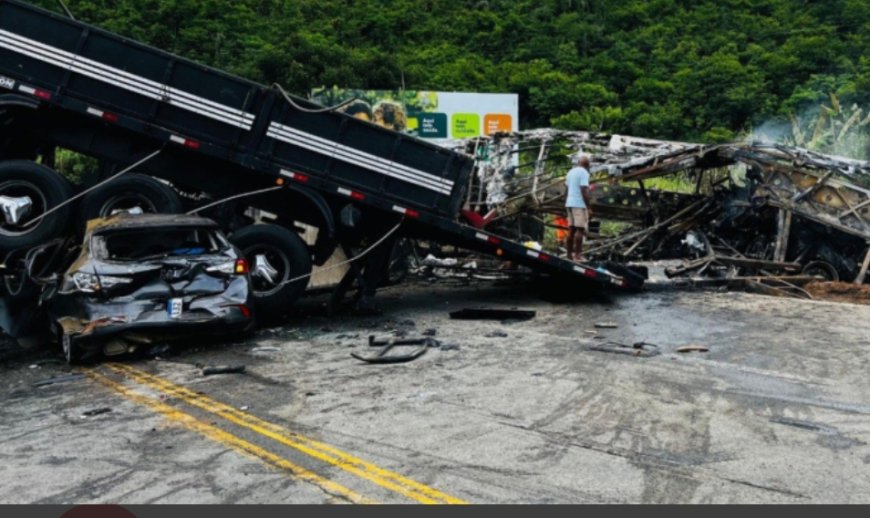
[565, 166, 589, 208]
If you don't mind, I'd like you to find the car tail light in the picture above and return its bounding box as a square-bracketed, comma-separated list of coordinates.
[221, 304, 252, 319]
[234, 258, 249, 275]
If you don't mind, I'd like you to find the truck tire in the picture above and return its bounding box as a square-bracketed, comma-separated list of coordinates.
[78, 173, 182, 230]
[230, 224, 312, 320]
[0, 160, 74, 252]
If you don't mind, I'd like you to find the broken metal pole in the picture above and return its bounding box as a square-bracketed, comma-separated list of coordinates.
[773, 208, 792, 263]
[854, 244, 870, 285]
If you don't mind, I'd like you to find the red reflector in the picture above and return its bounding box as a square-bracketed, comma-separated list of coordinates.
[350, 191, 365, 201]
[102, 112, 118, 123]
[405, 209, 420, 219]
[234, 258, 249, 274]
[184, 139, 201, 150]
[538, 254, 550, 262]
[583, 269, 597, 278]
[238, 304, 252, 319]
[488, 236, 501, 245]
[33, 89, 51, 100]
[293, 173, 309, 183]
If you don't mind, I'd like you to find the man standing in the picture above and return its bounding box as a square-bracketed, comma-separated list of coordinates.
[565, 154, 592, 261]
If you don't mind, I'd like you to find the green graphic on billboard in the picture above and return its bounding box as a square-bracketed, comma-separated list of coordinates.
[310, 87, 517, 142]
[451, 113, 480, 138]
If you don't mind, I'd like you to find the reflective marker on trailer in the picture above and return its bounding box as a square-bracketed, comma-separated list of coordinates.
[86, 106, 118, 123]
[475, 232, 501, 245]
[17, 84, 51, 100]
[573, 265, 587, 275]
[279, 169, 309, 183]
[337, 187, 365, 201]
[392, 205, 419, 218]
[170, 134, 200, 149]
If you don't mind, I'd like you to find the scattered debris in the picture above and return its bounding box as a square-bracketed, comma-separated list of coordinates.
[250, 346, 280, 353]
[449, 308, 536, 321]
[594, 322, 619, 329]
[589, 341, 661, 357]
[351, 336, 441, 364]
[32, 373, 86, 387]
[677, 344, 710, 353]
[202, 365, 246, 376]
[484, 330, 508, 338]
[81, 407, 112, 417]
[146, 344, 172, 358]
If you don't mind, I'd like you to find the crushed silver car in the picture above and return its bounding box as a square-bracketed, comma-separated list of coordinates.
[1, 214, 254, 363]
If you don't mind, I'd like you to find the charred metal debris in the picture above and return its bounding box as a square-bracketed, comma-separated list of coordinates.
[448, 130, 870, 297]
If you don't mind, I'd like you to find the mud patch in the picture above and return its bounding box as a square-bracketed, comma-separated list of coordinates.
[805, 281, 870, 305]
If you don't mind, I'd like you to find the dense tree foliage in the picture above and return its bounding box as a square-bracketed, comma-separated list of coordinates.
[31, 0, 870, 148]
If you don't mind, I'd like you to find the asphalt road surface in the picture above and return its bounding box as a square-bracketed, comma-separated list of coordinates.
[2, 280, 869, 503]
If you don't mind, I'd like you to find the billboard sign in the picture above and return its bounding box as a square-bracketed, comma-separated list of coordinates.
[310, 88, 519, 142]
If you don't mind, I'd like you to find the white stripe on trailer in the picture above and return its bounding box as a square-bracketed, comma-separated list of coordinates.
[475, 232, 489, 241]
[0, 29, 255, 130]
[266, 125, 450, 194]
[267, 129, 452, 196]
[169, 135, 186, 145]
[86, 107, 104, 117]
[17, 84, 35, 95]
[279, 169, 297, 179]
[573, 265, 587, 275]
[269, 123, 453, 193]
[526, 250, 540, 259]
[267, 123, 453, 195]
[392, 205, 409, 215]
[0, 30, 256, 125]
[337, 187, 352, 196]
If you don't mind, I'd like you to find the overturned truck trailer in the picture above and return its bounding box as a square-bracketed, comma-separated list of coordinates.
[0, 0, 638, 356]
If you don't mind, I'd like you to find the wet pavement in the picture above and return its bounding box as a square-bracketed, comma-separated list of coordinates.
[1, 280, 869, 503]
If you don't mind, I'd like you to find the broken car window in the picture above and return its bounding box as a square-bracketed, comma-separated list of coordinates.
[94, 228, 227, 261]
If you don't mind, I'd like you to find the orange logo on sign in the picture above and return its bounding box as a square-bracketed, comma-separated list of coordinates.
[484, 114, 512, 135]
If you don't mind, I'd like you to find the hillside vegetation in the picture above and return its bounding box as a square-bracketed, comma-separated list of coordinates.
[31, 0, 870, 156]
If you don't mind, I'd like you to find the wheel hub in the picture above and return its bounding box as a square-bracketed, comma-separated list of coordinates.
[0, 194, 32, 225]
[253, 254, 280, 285]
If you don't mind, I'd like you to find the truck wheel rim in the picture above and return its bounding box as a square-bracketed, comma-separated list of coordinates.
[0, 180, 46, 236]
[244, 244, 291, 297]
[3, 268, 25, 296]
[99, 193, 158, 217]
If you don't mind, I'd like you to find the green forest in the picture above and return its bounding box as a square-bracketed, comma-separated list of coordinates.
[30, 0, 870, 156]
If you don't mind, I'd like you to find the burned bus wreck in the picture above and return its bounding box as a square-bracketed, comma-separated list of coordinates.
[450, 131, 870, 291]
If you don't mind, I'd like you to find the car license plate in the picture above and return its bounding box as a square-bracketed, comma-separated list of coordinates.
[167, 298, 183, 318]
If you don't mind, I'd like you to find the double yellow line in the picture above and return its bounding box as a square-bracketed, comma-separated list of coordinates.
[88, 363, 466, 504]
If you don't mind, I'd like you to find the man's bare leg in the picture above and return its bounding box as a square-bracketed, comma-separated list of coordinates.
[566, 227, 576, 260]
[574, 229, 585, 261]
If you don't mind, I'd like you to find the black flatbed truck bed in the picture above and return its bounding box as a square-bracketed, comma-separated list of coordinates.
[0, 0, 641, 302]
